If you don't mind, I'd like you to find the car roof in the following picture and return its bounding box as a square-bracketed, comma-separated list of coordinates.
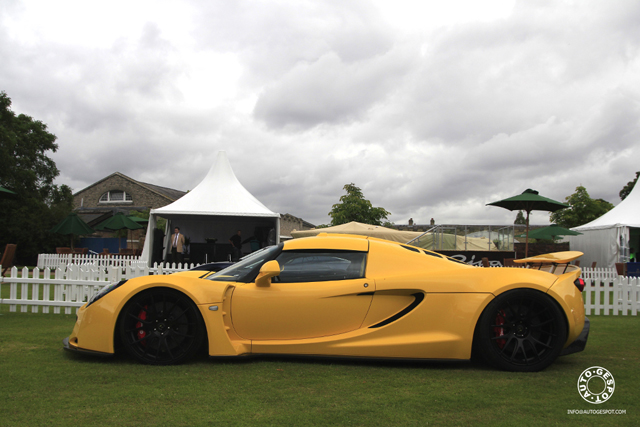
[282, 233, 369, 251]
[282, 233, 449, 258]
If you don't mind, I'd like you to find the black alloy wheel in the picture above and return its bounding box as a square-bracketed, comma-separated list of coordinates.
[475, 289, 567, 372]
[119, 288, 205, 365]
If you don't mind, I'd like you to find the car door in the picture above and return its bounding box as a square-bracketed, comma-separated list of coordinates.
[231, 250, 374, 340]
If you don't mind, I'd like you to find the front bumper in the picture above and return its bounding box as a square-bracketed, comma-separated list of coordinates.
[560, 317, 590, 356]
[63, 336, 113, 358]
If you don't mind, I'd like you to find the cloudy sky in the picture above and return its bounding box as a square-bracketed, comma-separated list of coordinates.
[2, 0, 639, 226]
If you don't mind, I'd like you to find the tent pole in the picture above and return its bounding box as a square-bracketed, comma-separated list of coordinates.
[525, 210, 530, 258]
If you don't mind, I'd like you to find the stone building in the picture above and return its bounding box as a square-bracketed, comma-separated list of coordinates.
[279, 213, 316, 239]
[73, 172, 186, 227]
[74, 172, 314, 251]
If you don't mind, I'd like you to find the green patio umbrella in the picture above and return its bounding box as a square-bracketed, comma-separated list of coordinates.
[95, 213, 144, 251]
[0, 185, 16, 197]
[50, 212, 95, 250]
[527, 224, 582, 240]
[487, 189, 570, 257]
[127, 216, 149, 225]
[96, 212, 144, 231]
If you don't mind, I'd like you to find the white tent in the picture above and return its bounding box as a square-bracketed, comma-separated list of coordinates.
[140, 151, 280, 265]
[564, 181, 640, 268]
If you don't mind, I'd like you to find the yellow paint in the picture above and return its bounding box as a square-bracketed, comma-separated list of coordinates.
[251, 293, 493, 359]
[68, 276, 234, 354]
[199, 286, 251, 356]
[66, 234, 587, 362]
[284, 234, 369, 251]
[361, 290, 416, 328]
[514, 251, 584, 264]
[547, 268, 585, 346]
[232, 278, 374, 340]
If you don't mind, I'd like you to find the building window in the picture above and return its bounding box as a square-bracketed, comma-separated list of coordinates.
[99, 190, 133, 204]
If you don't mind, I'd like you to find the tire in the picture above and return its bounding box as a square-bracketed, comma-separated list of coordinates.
[474, 289, 567, 372]
[119, 288, 205, 365]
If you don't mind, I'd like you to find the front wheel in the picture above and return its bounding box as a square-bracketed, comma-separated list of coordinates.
[474, 289, 567, 372]
[119, 288, 205, 365]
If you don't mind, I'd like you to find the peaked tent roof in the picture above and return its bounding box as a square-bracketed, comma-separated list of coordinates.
[152, 151, 279, 218]
[573, 181, 640, 231]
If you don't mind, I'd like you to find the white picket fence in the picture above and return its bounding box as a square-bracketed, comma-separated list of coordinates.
[1, 265, 638, 316]
[580, 267, 620, 281]
[152, 262, 202, 275]
[582, 274, 639, 316]
[0, 261, 201, 314]
[37, 253, 147, 269]
[1, 265, 128, 314]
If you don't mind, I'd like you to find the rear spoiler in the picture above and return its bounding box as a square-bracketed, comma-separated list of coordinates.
[513, 251, 584, 274]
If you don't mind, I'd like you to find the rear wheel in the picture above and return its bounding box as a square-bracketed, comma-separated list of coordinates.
[475, 289, 567, 372]
[119, 288, 205, 365]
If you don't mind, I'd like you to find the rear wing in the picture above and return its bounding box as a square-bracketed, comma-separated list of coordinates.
[513, 251, 583, 275]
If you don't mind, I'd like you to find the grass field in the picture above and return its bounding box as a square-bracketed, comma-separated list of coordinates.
[0, 308, 638, 426]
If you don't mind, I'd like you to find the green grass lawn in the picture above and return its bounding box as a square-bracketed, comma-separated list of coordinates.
[0, 310, 638, 426]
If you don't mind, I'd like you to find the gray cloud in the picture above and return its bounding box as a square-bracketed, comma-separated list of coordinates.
[253, 50, 412, 129]
[2, 0, 640, 228]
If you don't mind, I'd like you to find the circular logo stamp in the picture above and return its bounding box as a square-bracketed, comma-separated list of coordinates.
[577, 366, 615, 404]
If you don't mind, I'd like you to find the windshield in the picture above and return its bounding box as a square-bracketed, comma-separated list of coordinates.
[207, 244, 282, 283]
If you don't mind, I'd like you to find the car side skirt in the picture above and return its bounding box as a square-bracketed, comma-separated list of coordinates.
[245, 293, 492, 360]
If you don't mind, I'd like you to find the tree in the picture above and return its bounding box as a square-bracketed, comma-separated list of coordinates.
[619, 171, 639, 200]
[0, 91, 74, 264]
[514, 210, 526, 225]
[329, 183, 391, 226]
[550, 186, 614, 229]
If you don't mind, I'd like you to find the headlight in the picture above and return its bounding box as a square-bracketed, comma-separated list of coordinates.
[87, 280, 128, 307]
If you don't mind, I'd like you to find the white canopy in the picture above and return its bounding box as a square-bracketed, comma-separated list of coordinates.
[153, 151, 279, 218]
[564, 181, 640, 268]
[141, 151, 280, 265]
[572, 182, 640, 231]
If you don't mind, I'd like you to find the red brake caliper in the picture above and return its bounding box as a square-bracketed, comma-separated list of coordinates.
[494, 310, 506, 349]
[136, 306, 148, 345]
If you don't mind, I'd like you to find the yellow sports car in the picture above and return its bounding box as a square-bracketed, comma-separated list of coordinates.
[63, 234, 589, 372]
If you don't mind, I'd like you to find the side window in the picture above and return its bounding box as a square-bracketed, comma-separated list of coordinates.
[275, 250, 367, 283]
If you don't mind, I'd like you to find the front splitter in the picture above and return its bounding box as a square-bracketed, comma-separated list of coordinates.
[63, 337, 113, 358]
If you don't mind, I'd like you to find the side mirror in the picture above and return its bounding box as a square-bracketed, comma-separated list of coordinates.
[255, 260, 280, 287]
